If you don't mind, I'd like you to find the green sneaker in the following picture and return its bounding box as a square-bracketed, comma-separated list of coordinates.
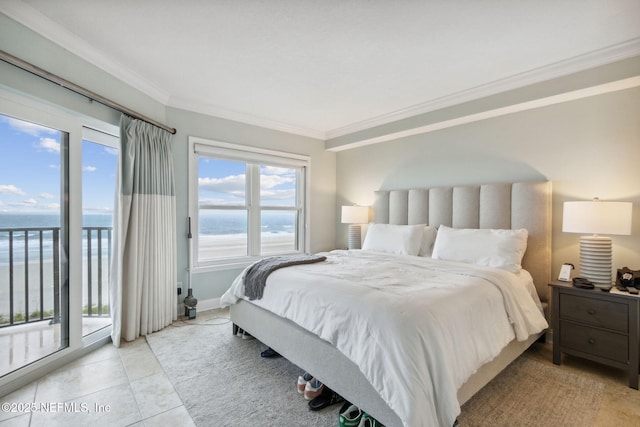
[339, 402, 362, 427]
[358, 413, 384, 427]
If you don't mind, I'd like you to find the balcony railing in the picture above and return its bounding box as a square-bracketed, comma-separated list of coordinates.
[0, 226, 112, 328]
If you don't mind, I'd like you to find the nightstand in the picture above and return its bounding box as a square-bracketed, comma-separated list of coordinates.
[550, 281, 640, 389]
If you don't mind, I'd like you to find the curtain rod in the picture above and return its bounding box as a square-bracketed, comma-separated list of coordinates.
[0, 49, 177, 135]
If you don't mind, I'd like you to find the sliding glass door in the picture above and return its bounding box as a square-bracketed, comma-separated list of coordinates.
[0, 88, 119, 389]
[0, 114, 70, 377]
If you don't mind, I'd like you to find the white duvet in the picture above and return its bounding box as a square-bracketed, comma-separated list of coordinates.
[221, 250, 548, 427]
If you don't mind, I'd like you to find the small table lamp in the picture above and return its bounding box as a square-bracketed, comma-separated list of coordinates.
[562, 198, 632, 286]
[341, 205, 369, 250]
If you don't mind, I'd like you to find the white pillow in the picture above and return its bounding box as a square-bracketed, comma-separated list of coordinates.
[418, 226, 438, 257]
[431, 225, 528, 273]
[362, 223, 425, 256]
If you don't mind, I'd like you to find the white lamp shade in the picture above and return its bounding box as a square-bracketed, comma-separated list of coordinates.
[341, 205, 369, 224]
[562, 201, 632, 236]
[563, 199, 632, 285]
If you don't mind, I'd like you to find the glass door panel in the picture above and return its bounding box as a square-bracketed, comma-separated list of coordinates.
[0, 114, 69, 377]
[81, 130, 118, 337]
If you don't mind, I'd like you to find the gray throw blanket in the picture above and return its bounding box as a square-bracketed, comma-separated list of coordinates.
[243, 254, 327, 300]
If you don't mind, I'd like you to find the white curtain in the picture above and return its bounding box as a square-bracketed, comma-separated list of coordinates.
[110, 115, 177, 347]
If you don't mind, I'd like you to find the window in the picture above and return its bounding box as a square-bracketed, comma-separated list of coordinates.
[189, 137, 309, 268]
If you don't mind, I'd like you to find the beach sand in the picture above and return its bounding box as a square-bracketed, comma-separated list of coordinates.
[1, 232, 296, 318]
[197, 233, 296, 260]
[0, 257, 109, 320]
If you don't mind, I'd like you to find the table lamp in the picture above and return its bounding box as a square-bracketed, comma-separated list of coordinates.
[341, 205, 369, 250]
[562, 198, 632, 286]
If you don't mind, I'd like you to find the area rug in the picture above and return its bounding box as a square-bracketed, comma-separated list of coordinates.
[146, 316, 337, 426]
[147, 315, 604, 427]
[458, 356, 604, 426]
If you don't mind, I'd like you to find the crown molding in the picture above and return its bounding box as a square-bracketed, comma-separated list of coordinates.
[1, 1, 171, 105]
[4, 2, 639, 143]
[2, 1, 325, 139]
[326, 38, 640, 140]
[326, 76, 640, 152]
[167, 97, 325, 140]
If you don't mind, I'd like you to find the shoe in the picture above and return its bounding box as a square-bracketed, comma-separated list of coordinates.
[235, 328, 254, 339]
[339, 402, 363, 427]
[297, 372, 314, 394]
[304, 378, 324, 401]
[260, 347, 281, 358]
[357, 413, 384, 427]
[308, 386, 344, 411]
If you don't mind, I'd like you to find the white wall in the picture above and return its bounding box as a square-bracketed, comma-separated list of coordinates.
[335, 86, 640, 282]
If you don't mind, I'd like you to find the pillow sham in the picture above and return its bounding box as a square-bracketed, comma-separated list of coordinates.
[418, 225, 438, 257]
[362, 223, 425, 256]
[431, 225, 528, 273]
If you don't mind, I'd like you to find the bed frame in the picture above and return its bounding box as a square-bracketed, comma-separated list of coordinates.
[230, 181, 551, 426]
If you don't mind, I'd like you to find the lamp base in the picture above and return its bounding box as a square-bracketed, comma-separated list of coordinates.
[579, 235, 612, 285]
[347, 224, 362, 250]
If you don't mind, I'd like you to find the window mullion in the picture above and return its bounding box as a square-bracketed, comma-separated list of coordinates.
[248, 163, 261, 256]
[297, 167, 305, 252]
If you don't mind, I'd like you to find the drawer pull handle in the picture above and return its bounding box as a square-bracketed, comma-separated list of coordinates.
[588, 338, 596, 345]
[587, 309, 596, 315]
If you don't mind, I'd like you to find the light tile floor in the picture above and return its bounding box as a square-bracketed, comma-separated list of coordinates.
[0, 316, 199, 427]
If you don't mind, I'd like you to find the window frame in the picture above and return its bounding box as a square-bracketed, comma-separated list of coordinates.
[188, 136, 310, 271]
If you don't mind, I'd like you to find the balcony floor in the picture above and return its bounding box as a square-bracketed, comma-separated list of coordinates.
[0, 317, 111, 377]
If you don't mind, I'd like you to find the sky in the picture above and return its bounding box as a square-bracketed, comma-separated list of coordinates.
[0, 114, 117, 217]
[198, 158, 297, 207]
[0, 112, 297, 220]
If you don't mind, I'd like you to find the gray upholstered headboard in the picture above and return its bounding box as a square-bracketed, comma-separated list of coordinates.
[373, 181, 552, 307]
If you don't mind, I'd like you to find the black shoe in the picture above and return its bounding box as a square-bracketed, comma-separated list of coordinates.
[308, 387, 344, 411]
[260, 347, 281, 358]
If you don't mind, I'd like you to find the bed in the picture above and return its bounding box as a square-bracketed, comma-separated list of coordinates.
[221, 181, 552, 427]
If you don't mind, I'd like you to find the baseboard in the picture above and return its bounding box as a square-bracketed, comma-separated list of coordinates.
[176, 297, 222, 316]
[198, 297, 222, 312]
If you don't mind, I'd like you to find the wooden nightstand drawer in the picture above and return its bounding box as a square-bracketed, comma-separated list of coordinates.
[560, 320, 628, 363]
[552, 281, 640, 389]
[559, 293, 628, 332]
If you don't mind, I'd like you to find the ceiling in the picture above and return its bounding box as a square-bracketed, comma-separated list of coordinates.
[2, 0, 640, 140]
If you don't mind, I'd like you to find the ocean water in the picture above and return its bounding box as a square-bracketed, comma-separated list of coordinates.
[198, 210, 296, 235]
[0, 211, 295, 234]
[0, 212, 296, 265]
[0, 214, 114, 318]
[0, 211, 296, 317]
[0, 214, 112, 266]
